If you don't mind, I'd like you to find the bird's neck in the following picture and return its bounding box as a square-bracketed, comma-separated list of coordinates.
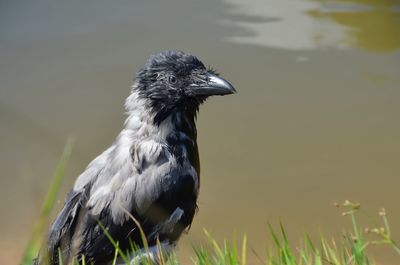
[123, 110, 197, 142]
[125, 103, 192, 132]
[122, 91, 199, 169]
[124, 99, 199, 164]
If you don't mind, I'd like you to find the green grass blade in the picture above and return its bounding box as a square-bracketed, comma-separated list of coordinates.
[21, 139, 74, 265]
[204, 229, 224, 261]
[268, 223, 281, 249]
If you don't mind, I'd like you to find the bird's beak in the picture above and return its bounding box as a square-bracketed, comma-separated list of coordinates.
[190, 73, 236, 96]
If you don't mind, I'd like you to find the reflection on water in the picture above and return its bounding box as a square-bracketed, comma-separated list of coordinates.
[223, 0, 400, 52]
[310, 0, 400, 52]
[1, 0, 400, 264]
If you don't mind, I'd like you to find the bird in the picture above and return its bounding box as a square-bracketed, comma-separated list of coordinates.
[35, 50, 236, 265]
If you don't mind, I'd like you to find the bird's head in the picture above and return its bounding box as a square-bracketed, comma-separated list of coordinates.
[127, 50, 236, 124]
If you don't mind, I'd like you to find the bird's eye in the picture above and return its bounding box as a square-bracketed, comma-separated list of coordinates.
[168, 75, 177, 84]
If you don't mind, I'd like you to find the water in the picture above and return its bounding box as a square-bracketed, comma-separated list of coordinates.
[1, 0, 399, 263]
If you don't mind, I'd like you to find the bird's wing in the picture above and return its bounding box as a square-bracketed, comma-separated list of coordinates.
[44, 139, 197, 264]
[46, 188, 88, 264]
[75, 139, 198, 263]
[42, 147, 113, 264]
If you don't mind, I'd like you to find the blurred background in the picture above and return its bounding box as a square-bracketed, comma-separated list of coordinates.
[1, 0, 399, 263]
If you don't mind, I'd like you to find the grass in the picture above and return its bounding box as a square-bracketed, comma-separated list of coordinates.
[22, 139, 74, 265]
[23, 143, 400, 265]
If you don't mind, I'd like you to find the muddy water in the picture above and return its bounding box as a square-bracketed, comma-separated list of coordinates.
[1, 0, 399, 263]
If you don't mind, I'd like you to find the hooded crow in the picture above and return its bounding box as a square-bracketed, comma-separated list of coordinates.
[35, 50, 235, 265]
